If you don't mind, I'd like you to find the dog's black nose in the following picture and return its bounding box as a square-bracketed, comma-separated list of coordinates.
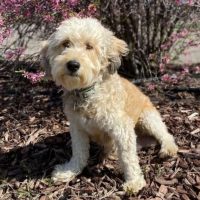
[66, 60, 80, 73]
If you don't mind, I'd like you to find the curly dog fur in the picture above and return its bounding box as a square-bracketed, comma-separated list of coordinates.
[40, 17, 178, 193]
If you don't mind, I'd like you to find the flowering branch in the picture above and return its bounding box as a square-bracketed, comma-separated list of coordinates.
[0, 0, 98, 83]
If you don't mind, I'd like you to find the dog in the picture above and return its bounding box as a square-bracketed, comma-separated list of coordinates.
[40, 17, 178, 194]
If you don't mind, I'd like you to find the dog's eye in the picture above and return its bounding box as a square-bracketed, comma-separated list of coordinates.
[86, 43, 93, 50]
[62, 40, 71, 48]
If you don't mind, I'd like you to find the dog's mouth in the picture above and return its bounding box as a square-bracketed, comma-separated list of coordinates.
[65, 68, 79, 77]
[67, 71, 78, 77]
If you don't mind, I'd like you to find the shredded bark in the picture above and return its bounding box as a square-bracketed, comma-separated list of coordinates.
[0, 64, 200, 199]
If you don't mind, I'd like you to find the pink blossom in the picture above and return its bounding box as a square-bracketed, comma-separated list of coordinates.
[161, 74, 178, 84]
[0, 17, 4, 27]
[178, 29, 189, 38]
[4, 47, 25, 60]
[147, 83, 156, 91]
[159, 63, 165, 73]
[43, 15, 54, 22]
[171, 36, 176, 43]
[162, 55, 170, 64]
[161, 74, 171, 82]
[87, 4, 97, 16]
[22, 71, 45, 84]
[194, 66, 200, 74]
[161, 43, 170, 50]
[189, 0, 193, 5]
[4, 50, 15, 60]
[24, 11, 31, 17]
[182, 67, 189, 74]
[62, 11, 69, 19]
[0, 35, 4, 45]
[51, 0, 61, 10]
[68, 0, 79, 7]
[3, 28, 12, 38]
[0, 5, 3, 13]
[16, 47, 25, 55]
[52, 0, 60, 6]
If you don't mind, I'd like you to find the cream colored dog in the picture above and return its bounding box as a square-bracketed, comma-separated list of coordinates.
[40, 17, 178, 193]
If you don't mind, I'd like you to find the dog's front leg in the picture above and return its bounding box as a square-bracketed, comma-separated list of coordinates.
[52, 125, 89, 182]
[110, 118, 146, 194]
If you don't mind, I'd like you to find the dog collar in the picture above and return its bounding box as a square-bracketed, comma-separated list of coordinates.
[70, 84, 96, 100]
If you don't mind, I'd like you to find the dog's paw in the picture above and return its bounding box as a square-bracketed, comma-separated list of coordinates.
[159, 142, 178, 158]
[52, 164, 78, 182]
[123, 177, 146, 195]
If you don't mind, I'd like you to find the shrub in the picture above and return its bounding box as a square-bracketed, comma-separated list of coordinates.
[0, 0, 97, 60]
[0, 0, 199, 83]
[100, 0, 200, 78]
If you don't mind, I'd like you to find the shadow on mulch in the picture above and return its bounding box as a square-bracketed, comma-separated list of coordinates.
[0, 133, 70, 181]
[0, 132, 110, 182]
[0, 61, 112, 184]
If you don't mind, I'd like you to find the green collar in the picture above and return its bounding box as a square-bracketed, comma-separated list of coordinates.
[70, 84, 96, 100]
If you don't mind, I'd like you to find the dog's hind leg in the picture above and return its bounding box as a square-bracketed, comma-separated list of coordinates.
[52, 125, 89, 182]
[136, 109, 178, 158]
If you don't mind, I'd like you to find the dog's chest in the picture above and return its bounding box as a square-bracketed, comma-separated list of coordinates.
[63, 94, 119, 137]
[80, 116, 103, 135]
[63, 79, 126, 137]
[70, 110, 109, 143]
[65, 100, 108, 131]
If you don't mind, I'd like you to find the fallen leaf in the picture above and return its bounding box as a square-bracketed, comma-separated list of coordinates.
[156, 184, 168, 199]
[181, 194, 190, 200]
[155, 177, 178, 185]
[29, 116, 36, 123]
[188, 112, 199, 121]
[190, 128, 200, 135]
[39, 195, 47, 200]
[26, 128, 46, 145]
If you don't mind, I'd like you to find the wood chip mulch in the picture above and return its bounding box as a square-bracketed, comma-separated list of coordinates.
[0, 64, 200, 200]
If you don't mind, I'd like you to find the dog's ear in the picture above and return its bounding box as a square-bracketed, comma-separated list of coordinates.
[107, 36, 129, 74]
[40, 41, 52, 79]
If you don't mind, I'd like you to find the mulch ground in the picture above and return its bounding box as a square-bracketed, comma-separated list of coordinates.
[0, 63, 200, 200]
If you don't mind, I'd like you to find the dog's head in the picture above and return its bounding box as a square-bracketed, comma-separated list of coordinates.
[40, 17, 129, 90]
